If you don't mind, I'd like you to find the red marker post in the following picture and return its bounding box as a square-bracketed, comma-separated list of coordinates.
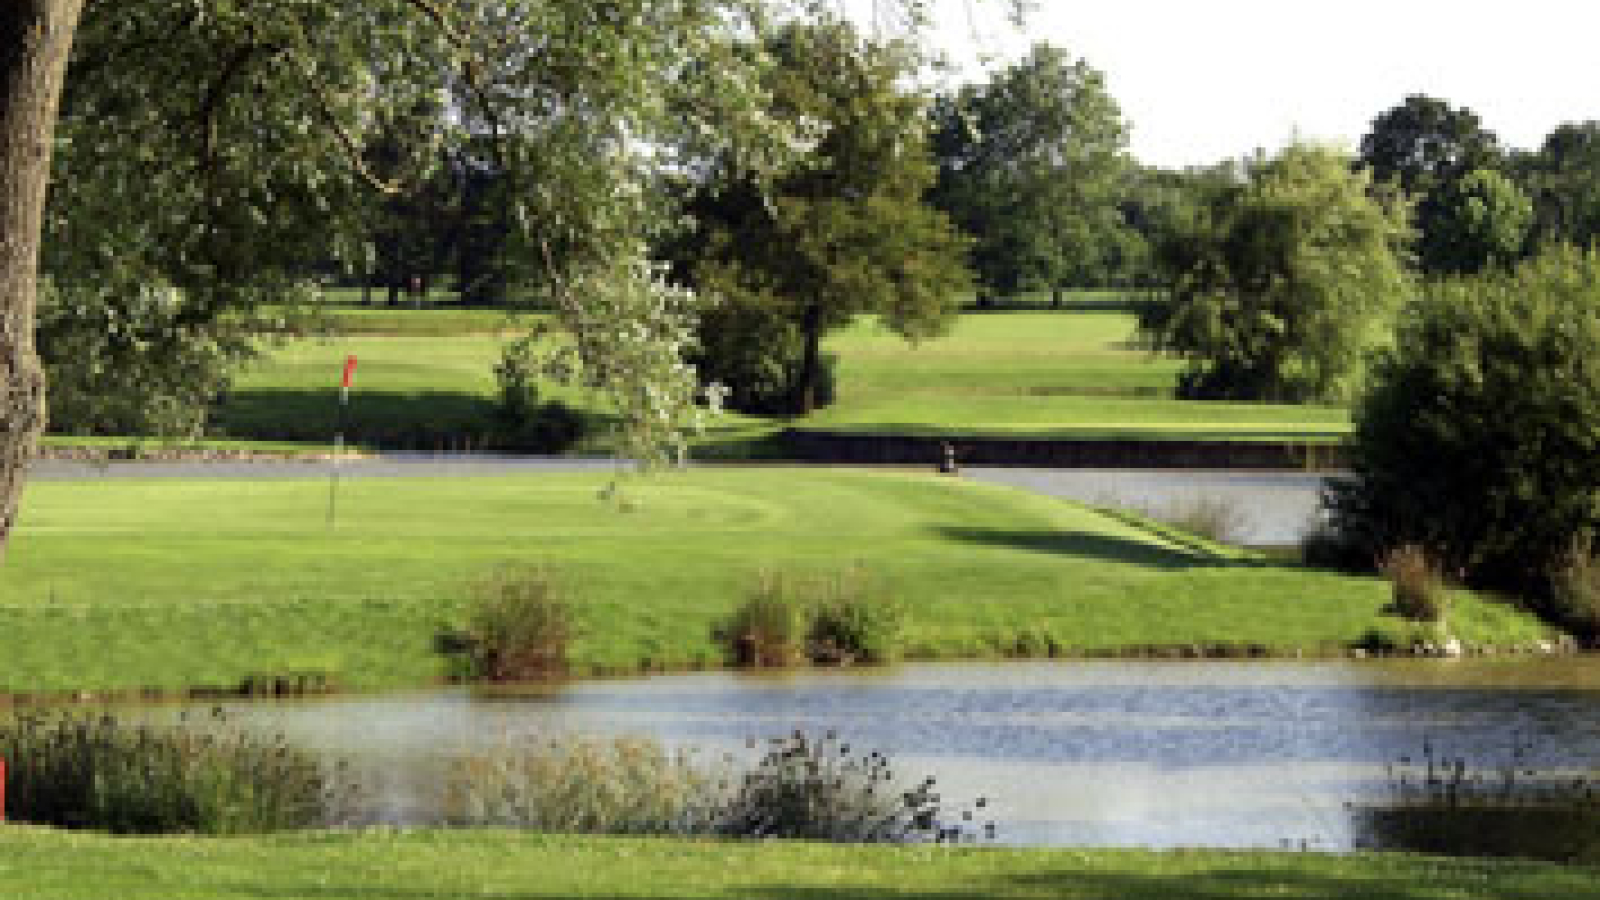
[328, 355, 357, 527]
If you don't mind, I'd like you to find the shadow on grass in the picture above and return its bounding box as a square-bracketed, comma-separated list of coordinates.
[215, 388, 499, 450]
[934, 526, 1236, 570]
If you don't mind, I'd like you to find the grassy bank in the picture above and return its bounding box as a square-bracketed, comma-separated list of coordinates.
[0, 468, 1549, 694]
[202, 305, 1349, 455]
[3, 826, 1597, 899]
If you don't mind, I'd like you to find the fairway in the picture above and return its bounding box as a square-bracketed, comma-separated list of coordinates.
[0, 468, 1546, 693]
[209, 306, 1351, 453]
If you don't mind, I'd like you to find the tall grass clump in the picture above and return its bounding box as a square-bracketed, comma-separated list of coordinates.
[720, 569, 906, 667]
[1550, 535, 1600, 642]
[1155, 494, 1251, 545]
[1352, 738, 1600, 863]
[0, 709, 356, 835]
[721, 571, 809, 667]
[443, 736, 715, 834]
[440, 731, 990, 844]
[714, 731, 990, 844]
[1380, 544, 1449, 623]
[807, 568, 906, 665]
[468, 566, 575, 680]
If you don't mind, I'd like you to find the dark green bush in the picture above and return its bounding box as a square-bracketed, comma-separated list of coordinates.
[492, 336, 588, 452]
[1327, 245, 1600, 602]
[0, 709, 354, 835]
[469, 566, 575, 680]
[688, 297, 837, 415]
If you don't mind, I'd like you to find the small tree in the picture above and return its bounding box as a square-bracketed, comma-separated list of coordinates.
[1326, 245, 1600, 599]
[1140, 143, 1412, 402]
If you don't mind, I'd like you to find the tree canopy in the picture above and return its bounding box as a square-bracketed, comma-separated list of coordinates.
[1140, 143, 1412, 403]
[929, 43, 1130, 302]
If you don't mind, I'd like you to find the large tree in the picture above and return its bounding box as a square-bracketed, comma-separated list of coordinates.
[930, 43, 1129, 304]
[1140, 143, 1412, 403]
[1358, 94, 1502, 275]
[676, 17, 971, 415]
[1522, 121, 1600, 252]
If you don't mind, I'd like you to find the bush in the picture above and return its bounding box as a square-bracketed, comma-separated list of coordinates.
[807, 569, 906, 665]
[1380, 545, 1449, 623]
[1550, 535, 1600, 641]
[720, 569, 906, 667]
[714, 731, 989, 844]
[721, 572, 809, 667]
[687, 295, 837, 416]
[468, 567, 575, 680]
[0, 709, 355, 835]
[1327, 246, 1600, 603]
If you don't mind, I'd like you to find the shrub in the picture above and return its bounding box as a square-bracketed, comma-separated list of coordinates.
[1549, 535, 1600, 641]
[0, 709, 355, 835]
[721, 572, 809, 667]
[1380, 544, 1449, 623]
[469, 566, 575, 680]
[720, 568, 906, 667]
[807, 569, 906, 665]
[714, 731, 990, 844]
[1327, 246, 1600, 603]
[443, 736, 715, 834]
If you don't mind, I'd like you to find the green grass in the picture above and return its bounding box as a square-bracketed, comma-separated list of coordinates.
[205, 304, 1349, 454]
[0, 468, 1549, 693]
[3, 827, 1597, 900]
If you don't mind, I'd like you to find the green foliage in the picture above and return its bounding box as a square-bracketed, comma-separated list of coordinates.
[1327, 245, 1600, 599]
[1523, 121, 1600, 252]
[491, 335, 587, 452]
[468, 566, 575, 681]
[686, 281, 837, 415]
[1379, 545, 1449, 624]
[1549, 535, 1600, 640]
[1427, 167, 1533, 275]
[930, 43, 1131, 298]
[674, 16, 972, 415]
[1140, 143, 1413, 402]
[1358, 94, 1503, 276]
[0, 710, 352, 835]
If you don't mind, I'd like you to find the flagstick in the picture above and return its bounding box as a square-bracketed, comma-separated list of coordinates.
[328, 355, 357, 528]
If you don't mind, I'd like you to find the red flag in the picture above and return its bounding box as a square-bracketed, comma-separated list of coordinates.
[341, 355, 358, 389]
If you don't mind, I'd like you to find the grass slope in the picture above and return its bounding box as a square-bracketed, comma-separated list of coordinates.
[0, 469, 1546, 693]
[205, 305, 1349, 453]
[4, 827, 1597, 900]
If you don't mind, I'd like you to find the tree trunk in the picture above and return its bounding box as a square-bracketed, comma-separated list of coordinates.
[792, 302, 824, 415]
[0, 0, 83, 557]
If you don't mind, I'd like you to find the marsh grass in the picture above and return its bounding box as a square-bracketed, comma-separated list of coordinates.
[1154, 494, 1252, 546]
[722, 572, 811, 667]
[441, 731, 989, 845]
[0, 709, 357, 835]
[443, 736, 715, 834]
[1353, 738, 1600, 863]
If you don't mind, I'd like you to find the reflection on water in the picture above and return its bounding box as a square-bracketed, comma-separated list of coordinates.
[130, 658, 1600, 849]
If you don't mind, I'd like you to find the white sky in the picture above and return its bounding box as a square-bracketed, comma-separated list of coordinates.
[849, 0, 1600, 169]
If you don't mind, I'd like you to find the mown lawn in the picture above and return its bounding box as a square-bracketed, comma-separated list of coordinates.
[3, 827, 1597, 900]
[204, 302, 1349, 453]
[0, 468, 1547, 693]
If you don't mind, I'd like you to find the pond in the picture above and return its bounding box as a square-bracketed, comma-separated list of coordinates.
[123, 657, 1600, 851]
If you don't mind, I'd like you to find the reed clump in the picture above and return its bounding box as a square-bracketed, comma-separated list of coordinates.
[468, 566, 575, 680]
[1380, 544, 1450, 623]
[0, 709, 357, 835]
[720, 568, 906, 668]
